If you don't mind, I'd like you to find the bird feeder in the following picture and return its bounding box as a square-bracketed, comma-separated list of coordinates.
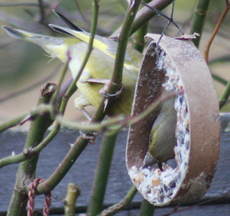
[126, 34, 220, 206]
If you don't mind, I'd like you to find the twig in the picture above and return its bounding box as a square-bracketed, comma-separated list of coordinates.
[0, 112, 60, 169]
[32, 0, 142, 196]
[0, 71, 74, 168]
[0, 2, 49, 7]
[6, 84, 56, 216]
[50, 62, 69, 106]
[204, 0, 230, 63]
[0, 64, 61, 103]
[110, 0, 173, 37]
[64, 183, 81, 216]
[133, 0, 151, 53]
[94, 0, 142, 125]
[142, 0, 184, 35]
[87, 132, 119, 215]
[139, 199, 155, 216]
[204, 0, 230, 109]
[0, 104, 52, 133]
[38, 0, 47, 24]
[211, 73, 228, 86]
[142, 0, 183, 57]
[219, 79, 230, 109]
[190, 0, 212, 48]
[126, 91, 181, 126]
[33, 0, 101, 195]
[55, 91, 180, 132]
[61, 4, 99, 107]
[55, 114, 123, 131]
[110, 0, 142, 88]
[209, 54, 230, 65]
[97, 185, 137, 216]
[0, 145, 38, 169]
[158, 192, 230, 216]
[0, 118, 61, 170]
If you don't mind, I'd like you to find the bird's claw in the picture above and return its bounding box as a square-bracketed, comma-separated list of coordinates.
[157, 162, 163, 171]
[99, 84, 123, 99]
[82, 77, 123, 99]
[80, 130, 98, 144]
[142, 152, 164, 171]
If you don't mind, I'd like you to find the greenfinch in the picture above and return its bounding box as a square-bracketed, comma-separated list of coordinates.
[3, 10, 143, 118]
[3, 11, 177, 164]
[143, 96, 177, 169]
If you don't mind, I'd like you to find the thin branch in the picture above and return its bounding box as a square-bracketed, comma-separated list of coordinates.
[142, 0, 184, 54]
[33, 0, 100, 195]
[0, 2, 49, 7]
[6, 85, 55, 216]
[87, 132, 119, 215]
[111, 0, 173, 37]
[159, 192, 230, 216]
[106, 0, 142, 103]
[204, 0, 230, 63]
[33, 0, 142, 195]
[50, 62, 69, 106]
[0, 64, 61, 103]
[209, 54, 230, 65]
[125, 91, 181, 126]
[0, 104, 52, 133]
[38, 0, 47, 24]
[98, 185, 137, 216]
[33, 122, 60, 153]
[190, 0, 212, 48]
[133, 21, 149, 52]
[55, 114, 123, 131]
[133, 0, 151, 53]
[139, 199, 155, 216]
[62, 5, 99, 104]
[141, 0, 184, 35]
[0, 143, 40, 169]
[219, 79, 230, 109]
[56, 75, 77, 114]
[203, 0, 230, 109]
[55, 92, 180, 132]
[211, 73, 228, 86]
[64, 183, 81, 216]
[0, 72, 72, 168]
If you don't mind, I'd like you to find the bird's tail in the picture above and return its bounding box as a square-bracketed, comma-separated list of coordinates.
[2, 26, 67, 61]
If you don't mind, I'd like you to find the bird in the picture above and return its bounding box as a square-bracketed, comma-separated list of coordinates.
[143, 96, 177, 170]
[3, 10, 177, 162]
[3, 10, 143, 119]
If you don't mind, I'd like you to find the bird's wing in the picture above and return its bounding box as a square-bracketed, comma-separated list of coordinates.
[50, 11, 142, 72]
[53, 10, 84, 32]
[49, 24, 121, 59]
[49, 11, 134, 62]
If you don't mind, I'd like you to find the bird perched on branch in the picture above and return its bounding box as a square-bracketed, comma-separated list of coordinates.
[3, 10, 143, 119]
[3, 11, 177, 166]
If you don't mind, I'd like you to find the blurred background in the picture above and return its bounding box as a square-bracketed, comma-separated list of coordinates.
[0, 0, 229, 129]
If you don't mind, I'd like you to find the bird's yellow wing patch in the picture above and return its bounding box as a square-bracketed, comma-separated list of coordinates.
[71, 31, 117, 59]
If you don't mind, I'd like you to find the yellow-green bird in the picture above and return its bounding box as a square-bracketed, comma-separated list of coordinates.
[143, 96, 177, 170]
[3, 10, 143, 118]
[3, 10, 177, 166]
